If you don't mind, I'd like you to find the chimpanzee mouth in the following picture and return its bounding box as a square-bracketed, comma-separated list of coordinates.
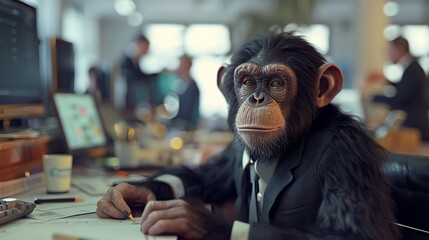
[237, 125, 282, 132]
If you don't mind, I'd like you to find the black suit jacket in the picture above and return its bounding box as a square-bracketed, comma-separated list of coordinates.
[171, 80, 200, 130]
[120, 56, 159, 110]
[373, 60, 429, 140]
[157, 105, 399, 239]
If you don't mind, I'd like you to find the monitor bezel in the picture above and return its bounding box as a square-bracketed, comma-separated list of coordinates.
[51, 92, 110, 158]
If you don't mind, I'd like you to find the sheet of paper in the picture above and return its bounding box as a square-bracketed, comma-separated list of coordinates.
[11, 174, 146, 220]
[0, 217, 177, 240]
[13, 187, 99, 220]
[28, 204, 97, 220]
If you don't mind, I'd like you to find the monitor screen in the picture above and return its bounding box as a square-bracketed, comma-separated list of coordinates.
[0, 0, 44, 122]
[52, 93, 108, 153]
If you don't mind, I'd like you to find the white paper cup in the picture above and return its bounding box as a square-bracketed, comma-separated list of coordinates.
[114, 141, 139, 168]
[43, 154, 73, 194]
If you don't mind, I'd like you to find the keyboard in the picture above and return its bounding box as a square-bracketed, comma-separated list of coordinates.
[0, 198, 36, 226]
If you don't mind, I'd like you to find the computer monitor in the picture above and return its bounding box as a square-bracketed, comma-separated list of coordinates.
[49, 37, 75, 93]
[0, 0, 45, 129]
[52, 93, 109, 158]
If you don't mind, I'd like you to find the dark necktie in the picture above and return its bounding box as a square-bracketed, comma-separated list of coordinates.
[249, 160, 260, 223]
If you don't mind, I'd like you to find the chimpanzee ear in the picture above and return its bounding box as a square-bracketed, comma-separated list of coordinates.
[315, 63, 343, 108]
[217, 65, 227, 97]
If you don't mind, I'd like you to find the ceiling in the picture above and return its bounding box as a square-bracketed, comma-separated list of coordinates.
[68, 0, 273, 23]
[65, 0, 318, 26]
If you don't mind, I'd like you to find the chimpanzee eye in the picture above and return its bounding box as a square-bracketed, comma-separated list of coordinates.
[243, 78, 255, 86]
[270, 79, 283, 87]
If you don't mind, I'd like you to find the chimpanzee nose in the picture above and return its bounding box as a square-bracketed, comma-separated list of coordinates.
[254, 93, 264, 103]
[247, 92, 267, 106]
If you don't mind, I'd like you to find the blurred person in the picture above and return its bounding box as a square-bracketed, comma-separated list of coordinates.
[85, 66, 102, 101]
[120, 34, 159, 118]
[372, 36, 429, 141]
[169, 55, 200, 131]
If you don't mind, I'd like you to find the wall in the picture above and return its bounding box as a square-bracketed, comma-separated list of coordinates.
[99, 18, 138, 65]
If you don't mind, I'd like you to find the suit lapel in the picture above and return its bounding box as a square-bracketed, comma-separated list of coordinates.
[234, 145, 250, 221]
[260, 139, 305, 222]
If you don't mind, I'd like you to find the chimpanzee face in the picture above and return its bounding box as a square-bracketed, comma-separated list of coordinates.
[233, 63, 297, 153]
[219, 32, 343, 160]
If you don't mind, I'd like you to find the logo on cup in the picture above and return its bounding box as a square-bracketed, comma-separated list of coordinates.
[49, 167, 71, 178]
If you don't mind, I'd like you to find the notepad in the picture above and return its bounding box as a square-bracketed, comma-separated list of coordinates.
[0, 217, 177, 240]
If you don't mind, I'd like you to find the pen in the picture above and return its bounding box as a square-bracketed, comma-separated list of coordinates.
[122, 209, 135, 222]
[34, 197, 84, 204]
[128, 213, 135, 222]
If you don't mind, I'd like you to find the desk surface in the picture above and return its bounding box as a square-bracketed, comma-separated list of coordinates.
[0, 163, 176, 240]
[1, 215, 176, 240]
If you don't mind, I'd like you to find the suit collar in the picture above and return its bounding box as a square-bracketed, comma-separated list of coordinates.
[259, 138, 305, 223]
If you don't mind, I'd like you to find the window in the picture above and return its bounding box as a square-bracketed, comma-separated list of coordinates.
[143, 24, 231, 120]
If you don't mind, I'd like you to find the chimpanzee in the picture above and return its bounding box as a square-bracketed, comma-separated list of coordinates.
[96, 31, 400, 240]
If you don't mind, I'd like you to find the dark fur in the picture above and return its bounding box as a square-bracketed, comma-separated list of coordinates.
[221, 31, 400, 239]
[147, 31, 400, 239]
[314, 105, 400, 239]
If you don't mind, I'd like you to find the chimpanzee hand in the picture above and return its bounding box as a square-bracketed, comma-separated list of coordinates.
[96, 183, 156, 219]
[140, 199, 232, 240]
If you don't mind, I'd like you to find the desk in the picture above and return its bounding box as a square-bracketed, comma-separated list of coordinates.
[0, 130, 232, 239]
[0, 163, 176, 240]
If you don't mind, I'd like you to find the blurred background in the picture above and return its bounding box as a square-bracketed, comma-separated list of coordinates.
[15, 0, 429, 136]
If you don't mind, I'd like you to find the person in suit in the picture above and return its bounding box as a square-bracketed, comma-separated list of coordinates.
[85, 66, 102, 101]
[120, 34, 159, 117]
[372, 36, 429, 141]
[169, 55, 200, 131]
[96, 31, 399, 239]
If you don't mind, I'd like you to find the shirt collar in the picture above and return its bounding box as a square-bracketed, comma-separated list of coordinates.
[242, 149, 279, 169]
[242, 149, 251, 169]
